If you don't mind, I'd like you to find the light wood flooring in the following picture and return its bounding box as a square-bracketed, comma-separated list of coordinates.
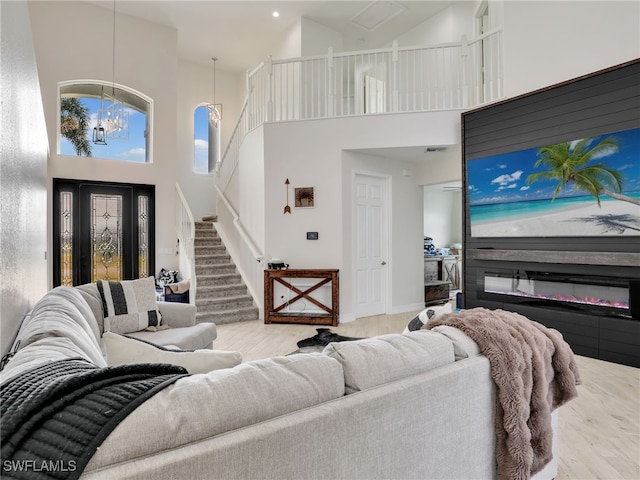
[213, 312, 640, 480]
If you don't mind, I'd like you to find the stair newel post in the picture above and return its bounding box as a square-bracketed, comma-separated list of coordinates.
[391, 40, 399, 113]
[327, 47, 334, 117]
[266, 55, 274, 123]
[460, 34, 469, 108]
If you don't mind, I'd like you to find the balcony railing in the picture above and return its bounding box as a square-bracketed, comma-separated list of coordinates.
[216, 28, 502, 190]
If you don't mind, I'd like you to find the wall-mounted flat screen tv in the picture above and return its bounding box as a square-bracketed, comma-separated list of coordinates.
[468, 126, 640, 238]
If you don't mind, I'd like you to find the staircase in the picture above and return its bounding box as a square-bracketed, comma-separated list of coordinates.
[193, 219, 259, 324]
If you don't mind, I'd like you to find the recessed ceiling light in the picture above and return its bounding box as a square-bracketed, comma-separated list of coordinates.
[272, 11, 280, 18]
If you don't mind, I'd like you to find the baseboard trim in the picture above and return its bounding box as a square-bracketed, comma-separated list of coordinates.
[390, 303, 425, 315]
[338, 313, 356, 323]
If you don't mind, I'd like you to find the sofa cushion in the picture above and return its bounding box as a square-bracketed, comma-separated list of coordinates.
[0, 336, 106, 384]
[87, 354, 345, 469]
[97, 277, 162, 334]
[431, 325, 482, 360]
[103, 332, 241, 374]
[323, 331, 455, 394]
[126, 322, 217, 350]
[11, 287, 106, 368]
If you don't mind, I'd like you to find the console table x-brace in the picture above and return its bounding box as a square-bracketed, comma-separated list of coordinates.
[264, 269, 339, 326]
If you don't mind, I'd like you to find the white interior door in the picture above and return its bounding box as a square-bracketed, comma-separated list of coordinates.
[354, 174, 388, 318]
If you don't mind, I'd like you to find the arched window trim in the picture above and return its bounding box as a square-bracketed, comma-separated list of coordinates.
[57, 79, 154, 163]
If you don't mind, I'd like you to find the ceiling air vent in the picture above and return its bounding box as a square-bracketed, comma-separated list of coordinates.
[424, 147, 447, 153]
[351, 1, 407, 32]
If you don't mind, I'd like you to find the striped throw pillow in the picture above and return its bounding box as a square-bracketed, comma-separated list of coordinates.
[97, 276, 162, 334]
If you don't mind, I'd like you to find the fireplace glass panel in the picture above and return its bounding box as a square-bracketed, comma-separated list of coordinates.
[484, 272, 629, 310]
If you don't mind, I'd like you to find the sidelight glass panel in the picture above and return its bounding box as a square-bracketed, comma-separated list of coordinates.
[60, 191, 74, 286]
[91, 194, 122, 282]
[138, 195, 149, 278]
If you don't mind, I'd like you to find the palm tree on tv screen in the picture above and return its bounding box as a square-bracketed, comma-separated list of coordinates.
[60, 97, 92, 157]
[526, 136, 640, 206]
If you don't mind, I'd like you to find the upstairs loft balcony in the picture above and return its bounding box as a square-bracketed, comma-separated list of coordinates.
[217, 28, 503, 188]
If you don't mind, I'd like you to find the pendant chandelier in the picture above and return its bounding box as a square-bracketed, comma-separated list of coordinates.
[93, 0, 129, 145]
[208, 57, 222, 126]
[207, 57, 223, 173]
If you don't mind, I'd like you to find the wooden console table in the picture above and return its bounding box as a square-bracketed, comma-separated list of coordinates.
[264, 269, 339, 326]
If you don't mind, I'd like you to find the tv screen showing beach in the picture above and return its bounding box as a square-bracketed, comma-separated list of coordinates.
[468, 127, 640, 237]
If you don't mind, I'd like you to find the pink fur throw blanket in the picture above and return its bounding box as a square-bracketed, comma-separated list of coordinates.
[425, 307, 581, 480]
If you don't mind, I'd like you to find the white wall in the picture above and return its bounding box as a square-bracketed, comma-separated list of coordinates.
[0, 1, 49, 355]
[260, 110, 459, 319]
[177, 59, 245, 221]
[301, 17, 344, 55]
[414, 144, 464, 186]
[423, 187, 462, 248]
[29, 1, 180, 277]
[499, 1, 640, 97]
[395, 2, 478, 47]
[270, 20, 303, 60]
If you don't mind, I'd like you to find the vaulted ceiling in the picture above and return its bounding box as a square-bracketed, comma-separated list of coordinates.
[88, 1, 456, 73]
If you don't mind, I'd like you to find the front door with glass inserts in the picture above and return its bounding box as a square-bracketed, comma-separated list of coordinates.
[53, 179, 155, 286]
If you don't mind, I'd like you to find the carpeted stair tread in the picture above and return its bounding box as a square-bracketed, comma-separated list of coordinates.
[196, 274, 243, 287]
[196, 306, 259, 324]
[192, 219, 257, 325]
[196, 284, 248, 298]
[196, 295, 255, 312]
[195, 221, 215, 230]
[194, 254, 232, 265]
[195, 245, 226, 254]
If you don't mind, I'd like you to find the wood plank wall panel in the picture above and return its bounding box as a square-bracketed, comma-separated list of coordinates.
[461, 59, 640, 367]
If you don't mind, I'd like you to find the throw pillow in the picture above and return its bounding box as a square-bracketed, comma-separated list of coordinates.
[156, 268, 179, 287]
[97, 276, 162, 334]
[404, 302, 453, 333]
[102, 331, 242, 374]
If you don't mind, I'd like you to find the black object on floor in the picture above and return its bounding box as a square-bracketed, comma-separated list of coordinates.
[296, 328, 363, 348]
[290, 328, 364, 354]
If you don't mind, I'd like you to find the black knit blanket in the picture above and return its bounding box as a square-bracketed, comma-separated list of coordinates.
[1, 358, 188, 480]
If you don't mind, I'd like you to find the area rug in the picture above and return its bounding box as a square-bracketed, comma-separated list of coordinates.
[290, 328, 364, 354]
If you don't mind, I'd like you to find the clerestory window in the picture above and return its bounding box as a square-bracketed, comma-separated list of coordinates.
[58, 81, 152, 162]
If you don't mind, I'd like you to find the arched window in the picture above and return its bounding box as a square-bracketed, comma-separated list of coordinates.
[193, 103, 221, 175]
[58, 81, 152, 162]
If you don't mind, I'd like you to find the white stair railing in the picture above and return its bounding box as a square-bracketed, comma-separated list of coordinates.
[214, 184, 263, 263]
[175, 182, 196, 305]
[212, 30, 503, 311]
[215, 98, 248, 193]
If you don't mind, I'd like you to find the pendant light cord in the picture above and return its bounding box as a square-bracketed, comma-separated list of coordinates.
[112, 0, 116, 96]
[212, 57, 218, 106]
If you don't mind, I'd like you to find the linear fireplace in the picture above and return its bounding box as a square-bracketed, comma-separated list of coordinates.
[461, 61, 640, 367]
[481, 269, 633, 319]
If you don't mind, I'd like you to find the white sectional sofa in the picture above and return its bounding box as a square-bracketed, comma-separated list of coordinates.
[75, 281, 218, 350]
[1, 285, 567, 480]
